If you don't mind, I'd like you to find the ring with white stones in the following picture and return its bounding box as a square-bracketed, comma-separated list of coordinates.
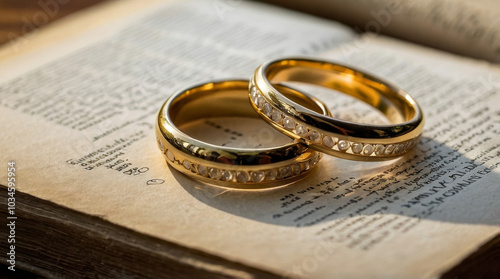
[155, 80, 330, 189]
[250, 57, 424, 161]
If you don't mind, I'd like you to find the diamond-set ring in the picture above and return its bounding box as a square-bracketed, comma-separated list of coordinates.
[156, 58, 424, 188]
[155, 79, 329, 189]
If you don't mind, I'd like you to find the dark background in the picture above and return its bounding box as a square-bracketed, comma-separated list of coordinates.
[0, 0, 105, 46]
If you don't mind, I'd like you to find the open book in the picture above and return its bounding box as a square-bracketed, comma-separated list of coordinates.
[259, 0, 500, 63]
[1, 0, 499, 278]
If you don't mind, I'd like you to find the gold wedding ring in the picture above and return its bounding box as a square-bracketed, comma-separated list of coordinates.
[250, 57, 424, 161]
[155, 80, 330, 189]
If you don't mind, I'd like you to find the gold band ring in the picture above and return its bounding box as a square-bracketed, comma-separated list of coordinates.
[155, 80, 330, 189]
[250, 57, 424, 161]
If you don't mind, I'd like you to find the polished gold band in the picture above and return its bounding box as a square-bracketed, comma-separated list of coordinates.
[155, 80, 330, 189]
[250, 57, 424, 161]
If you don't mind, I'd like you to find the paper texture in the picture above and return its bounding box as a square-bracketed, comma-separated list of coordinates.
[259, 0, 500, 63]
[0, 0, 499, 278]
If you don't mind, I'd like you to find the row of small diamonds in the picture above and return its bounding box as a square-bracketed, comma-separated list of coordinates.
[250, 86, 419, 156]
[158, 137, 321, 183]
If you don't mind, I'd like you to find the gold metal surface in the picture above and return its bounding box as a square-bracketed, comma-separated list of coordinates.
[156, 79, 331, 189]
[251, 58, 425, 161]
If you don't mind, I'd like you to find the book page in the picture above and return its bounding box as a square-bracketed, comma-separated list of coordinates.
[258, 0, 500, 63]
[1, 1, 499, 279]
[0, 0, 355, 276]
[290, 36, 500, 278]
